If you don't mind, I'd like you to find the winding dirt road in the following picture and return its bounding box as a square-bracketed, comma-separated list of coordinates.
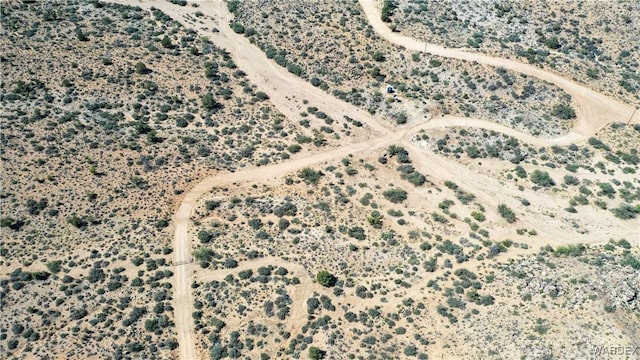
[110, 1, 638, 359]
[359, 0, 638, 139]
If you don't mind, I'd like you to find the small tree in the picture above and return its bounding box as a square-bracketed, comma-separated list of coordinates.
[367, 210, 383, 229]
[309, 346, 326, 359]
[316, 271, 336, 287]
[161, 35, 173, 48]
[135, 61, 149, 75]
[551, 103, 576, 119]
[380, 0, 398, 22]
[372, 51, 385, 62]
[46, 260, 62, 273]
[201, 92, 222, 112]
[231, 22, 245, 34]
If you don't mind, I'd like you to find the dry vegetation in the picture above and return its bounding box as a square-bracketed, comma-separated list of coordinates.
[1, 1, 638, 360]
[411, 121, 640, 221]
[230, 0, 576, 137]
[391, 0, 640, 107]
[187, 144, 639, 359]
[0, 0, 306, 358]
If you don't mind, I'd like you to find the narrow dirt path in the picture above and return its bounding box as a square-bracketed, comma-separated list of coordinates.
[107, 1, 639, 359]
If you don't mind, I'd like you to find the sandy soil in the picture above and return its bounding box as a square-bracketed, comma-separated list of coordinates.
[107, 1, 640, 359]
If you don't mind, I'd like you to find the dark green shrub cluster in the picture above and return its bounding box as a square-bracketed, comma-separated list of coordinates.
[381, 0, 398, 22]
[497, 204, 516, 222]
[530, 170, 555, 187]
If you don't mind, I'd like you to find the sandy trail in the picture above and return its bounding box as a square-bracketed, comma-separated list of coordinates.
[106, 1, 639, 359]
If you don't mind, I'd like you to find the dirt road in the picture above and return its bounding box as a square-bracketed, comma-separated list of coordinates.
[359, 0, 638, 137]
[108, 1, 638, 359]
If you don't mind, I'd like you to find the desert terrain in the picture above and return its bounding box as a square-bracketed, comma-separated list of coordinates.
[1, 1, 638, 359]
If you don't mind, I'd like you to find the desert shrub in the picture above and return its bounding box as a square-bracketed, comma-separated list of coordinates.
[316, 271, 336, 287]
[255, 91, 269, 100]
[231, 22, 245, 34]
[404, 345, 418, 356]
[514, 165, 527, 178]
[621, 254, 640, 269]
[135, 61, 149, 74]
[46, 260, 62, 273]
[446, 297, 465, 309]
[68, 214, 88, 229]
[497, 204, 516, 223]
[465, 146, 481, 158]
[553, 244, 586, 257]
[298, 167, 323, 185]
[367, 210, 383, 228]
[0, 217, 25, 231]
[372, 51, 385, 62]
[307, 297, 320, 314]
[530, 170, 555, 187]
[205, 200, 221, 210]
[201, 92, 222, 111]
[423, 257, 437, 272]
[444, 181, 458, 190]
[223, 258, 238, 268]
[544, 36, 561, 49]
[597, 182, 616, 198]
[70, 308, 88, 320]
[403, 170, 426, 186]
[380, 0, 398, 22]
[455, 190, 475, 205]
[274, 202, 297, 217]
[611, 204, 640, 219]
[587, 137, 610, 151]
[87, 267, 105, 283]
[563, 175, 579, 185]
[382, 188, 407, 203]
[470, 211, 485, 222]
[348, 226, 366, 240]
[551, 103, 576, 119]
[309, 346, 326, 360]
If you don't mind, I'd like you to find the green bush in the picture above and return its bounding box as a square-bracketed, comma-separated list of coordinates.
[135, 61, 149, 74]
[587, 137, 610, 151]
[465, 145, 481, 158]
[46, 260, 62, 273]
[611, 204, 640, 219]
[380, 0, 398, 22]
[348, 226, 366, 240]
[298, 167, 323, 185]
[530, 170, 555, 187]
[231, 22, 245, 34]
[551, 103, 576, 119]
[512, 166, 526, 179]
[544, 36, 561, 49]
[553, 244, 586, 257]
[201, 92, 222, 112]
[563, 175, 579, 185]
[382, 188, 407, 203]
[497, 204, 516, 223]
[367, 211, 383, 228]
[316, 271, 336, 287]
[309, 346, 326, 360]
[470, 211, 485, 222]
[372, 51, 385, 62]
